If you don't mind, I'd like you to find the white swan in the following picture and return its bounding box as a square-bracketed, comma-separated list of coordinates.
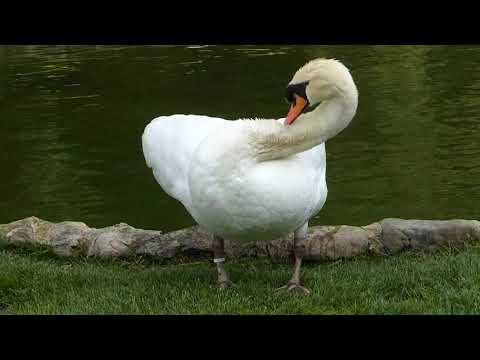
[142, 58, 358, 293]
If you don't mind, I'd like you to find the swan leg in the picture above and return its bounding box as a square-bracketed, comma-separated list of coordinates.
[276, 222, 311, 295]
[212, 235, 236, 289]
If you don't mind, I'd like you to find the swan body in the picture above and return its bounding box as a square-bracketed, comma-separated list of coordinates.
[143, 115, 327, 242]
[142, 58, 358, 245]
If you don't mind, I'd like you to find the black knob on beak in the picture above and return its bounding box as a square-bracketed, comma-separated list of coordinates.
[286, 81, 309, 103]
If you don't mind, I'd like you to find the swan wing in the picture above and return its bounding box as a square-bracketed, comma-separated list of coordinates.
[142, 115, 228, 212]
[277, 117, 328, 218]
[303, 143, 328, 216]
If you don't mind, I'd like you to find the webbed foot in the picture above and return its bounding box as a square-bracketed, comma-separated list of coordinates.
[218, 280, 237, 290]
[275, 282, 311, 295]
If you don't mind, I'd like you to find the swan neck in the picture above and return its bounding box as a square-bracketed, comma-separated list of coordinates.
[252, 93, 357, 161]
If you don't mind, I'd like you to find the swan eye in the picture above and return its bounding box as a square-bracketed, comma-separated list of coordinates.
[286, 81, 309, 104]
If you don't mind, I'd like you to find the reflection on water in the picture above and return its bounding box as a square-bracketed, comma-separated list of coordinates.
[0, 45, 479, 231]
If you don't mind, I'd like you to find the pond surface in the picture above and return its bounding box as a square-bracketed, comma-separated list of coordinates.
[1, 45, 479, 231]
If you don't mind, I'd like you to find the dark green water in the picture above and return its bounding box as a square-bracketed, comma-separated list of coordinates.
[1, 45, 479, 231]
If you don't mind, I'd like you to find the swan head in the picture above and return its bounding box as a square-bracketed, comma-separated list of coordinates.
[285, 58, 358, 125]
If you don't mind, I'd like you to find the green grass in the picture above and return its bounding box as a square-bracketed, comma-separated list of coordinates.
[1, 239, 480, 314]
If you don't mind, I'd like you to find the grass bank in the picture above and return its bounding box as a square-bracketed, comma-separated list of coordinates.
[1, 239, 480, 314]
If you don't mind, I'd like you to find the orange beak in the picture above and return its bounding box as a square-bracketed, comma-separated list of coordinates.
[285, 94, 309, 126]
